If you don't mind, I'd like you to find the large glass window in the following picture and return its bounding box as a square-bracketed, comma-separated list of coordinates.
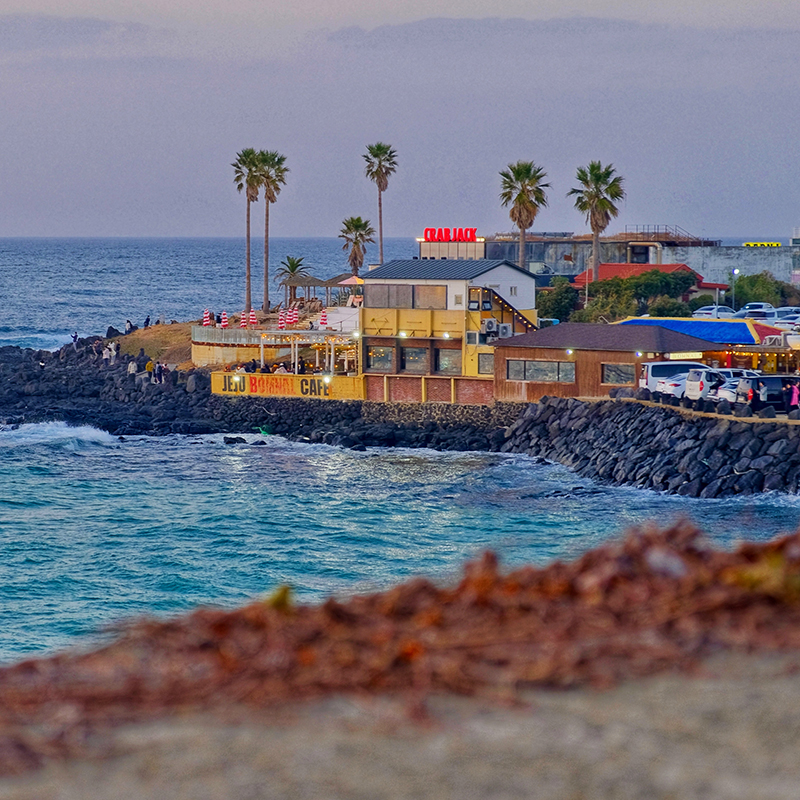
[364, 284, 413, 308]
[414, 285, 447, 310]
[601, 363, 635, 385]
[400, 347, 428, 373]
[507, 360, 526, 381]
[506, 359, 575, 382]
[478, 353, 494, 375]
[435, 349, 462, 375]
[366, 346, 393, 371]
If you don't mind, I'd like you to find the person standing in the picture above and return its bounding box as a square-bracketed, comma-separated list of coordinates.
[758, 381, 769, 411]
[791, 381, 800, 413]
[144, 315, 150, 329]
[127, 359, 137, 376]
[71, 332, 79, 351]
[155, 362, 163, 384]
[102, 345, 111, 368]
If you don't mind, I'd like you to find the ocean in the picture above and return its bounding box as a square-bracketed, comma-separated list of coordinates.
[1, 237, 799, 663]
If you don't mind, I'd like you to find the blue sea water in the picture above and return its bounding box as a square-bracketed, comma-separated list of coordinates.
[0, 237, 799, 663]
[0, 237, 415, 351]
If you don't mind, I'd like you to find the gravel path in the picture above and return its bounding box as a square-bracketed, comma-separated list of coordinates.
[3, 650, 800, 800]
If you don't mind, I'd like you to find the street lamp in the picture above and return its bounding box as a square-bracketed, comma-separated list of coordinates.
[731, 268, 740, 311]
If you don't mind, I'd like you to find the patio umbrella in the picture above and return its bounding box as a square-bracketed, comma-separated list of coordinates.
[249, 308, 258, 326]
[319, 308, 328, 327]
[278, 310, 286, 330]
[220, 311, 228, 328]
[337, 275, 364, 285]
[202, 309, 211, 326]
[240, 311, 247, 328]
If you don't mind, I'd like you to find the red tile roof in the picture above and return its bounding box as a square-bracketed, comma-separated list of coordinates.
[572, 262, 728, 291]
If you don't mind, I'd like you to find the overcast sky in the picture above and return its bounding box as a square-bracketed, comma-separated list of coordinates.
[0, 2, 798, 238]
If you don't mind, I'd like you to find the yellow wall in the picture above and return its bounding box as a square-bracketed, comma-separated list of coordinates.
[360, 308, 466, 338]
[212, 372, 365, 400]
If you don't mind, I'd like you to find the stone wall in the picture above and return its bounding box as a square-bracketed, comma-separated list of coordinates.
[501, 396, 800, 497]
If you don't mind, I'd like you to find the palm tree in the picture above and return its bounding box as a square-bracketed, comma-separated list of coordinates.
[276, 256, 311, 304]
[256, 150, 289, 313]
[363, 142, 397, 265]
[339, 216, 375, 276]
[568, 161, 625, 284]
[232, 148, 261, 312]
[499, 161, 550, 271]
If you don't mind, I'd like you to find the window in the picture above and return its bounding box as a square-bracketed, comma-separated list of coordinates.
[414, 285, 447, 310]
[601, 363, 635, 385]
[435, 349, 462, 375]
[600, 364, 636, 385]
[366, 346, 393, 371]
[400, 347, 428, 373]
[509, 286, 517, 296]
[364, 284, 412, 308]
[478, 353, 494, 375]
[454, 294, 463, 306]
[507, 359, 575, 382]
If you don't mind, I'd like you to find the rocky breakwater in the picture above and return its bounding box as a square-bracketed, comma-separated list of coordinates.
[501, 396, 800, 498]
[0, 344, 522, 448]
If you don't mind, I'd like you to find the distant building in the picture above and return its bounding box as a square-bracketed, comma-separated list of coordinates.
[359, 259, 537, 403]
[571, 262, 728, 302]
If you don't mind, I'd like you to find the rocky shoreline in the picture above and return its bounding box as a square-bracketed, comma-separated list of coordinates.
[0, 342, 521, 451]
[4, 342, 800, 498]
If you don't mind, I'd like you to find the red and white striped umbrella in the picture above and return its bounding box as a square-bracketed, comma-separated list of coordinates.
[240, 311, 247, 328]
[290, 307, 299, 325]
[202, 309, 211, 326]
[319, 308, 328, 327]
[249, 308, 258, 327]
[277, 310, 286, 330]
[220, 311, 228, 328]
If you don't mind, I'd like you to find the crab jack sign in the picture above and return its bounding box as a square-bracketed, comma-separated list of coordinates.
[423, 227, 479, 243]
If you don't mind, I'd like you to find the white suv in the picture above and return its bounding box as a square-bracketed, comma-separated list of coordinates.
[639, 361, 708, 395]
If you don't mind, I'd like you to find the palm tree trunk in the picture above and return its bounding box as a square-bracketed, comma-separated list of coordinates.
[518, 226, 525, 271]
[262, 200, 270, 313]
[245, 199, 252, 312]
[592, 227, 600, 283]
[378, 189, 384, 265]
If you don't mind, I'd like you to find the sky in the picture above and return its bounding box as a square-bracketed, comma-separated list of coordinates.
[0, 1, 798, 239]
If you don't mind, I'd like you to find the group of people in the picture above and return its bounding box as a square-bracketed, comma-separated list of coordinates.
[226, 359, 320, 375]
[748, 379, 800, 413]
[143, 358, 169, 384]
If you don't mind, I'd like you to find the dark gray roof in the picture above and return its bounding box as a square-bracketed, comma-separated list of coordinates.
[364, 259, 534, 281]
[498, 323, 719, 352]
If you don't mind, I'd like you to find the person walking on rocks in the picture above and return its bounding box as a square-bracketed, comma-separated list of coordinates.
[127, 359, 137, 376]
[145, 358, 155, 382]
[110, 343, 118, 366]
[71, 332, 78, 352]
[155, 362, 163, 384]
[102, 345, 111, 368]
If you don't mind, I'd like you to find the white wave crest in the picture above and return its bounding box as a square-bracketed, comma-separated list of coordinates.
[0, 421, 117, 449]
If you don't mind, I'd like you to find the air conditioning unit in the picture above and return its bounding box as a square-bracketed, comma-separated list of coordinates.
[481, 318, 499, 334]
[498, 323, 513, 338]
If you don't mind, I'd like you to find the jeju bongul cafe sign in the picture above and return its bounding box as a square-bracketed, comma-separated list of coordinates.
[423, 227, 479, 243]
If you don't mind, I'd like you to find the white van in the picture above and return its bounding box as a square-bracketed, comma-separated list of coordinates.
[639, 361, 708, 395]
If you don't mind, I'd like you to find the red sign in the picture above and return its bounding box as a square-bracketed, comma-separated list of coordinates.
[423, 227, 478, 243]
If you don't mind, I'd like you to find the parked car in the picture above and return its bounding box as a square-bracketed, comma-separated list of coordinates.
[774, 306, 800, 318]
[734, 376, 788, 410]
[731, 308, 779, 321]
[656, 373, 690, 402]
[708, 378, 741, 405]
[772, 314, 800, 331]
[639, 360, 708, 395]
[685, 367, 761, 403]
[692, 305, 736, 319]
[685, 369, 728, 403]
[739, 302, 775, 312]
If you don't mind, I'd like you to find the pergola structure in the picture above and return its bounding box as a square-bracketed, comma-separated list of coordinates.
[279, 273, 353, 308]
[257, 330, 359, 374]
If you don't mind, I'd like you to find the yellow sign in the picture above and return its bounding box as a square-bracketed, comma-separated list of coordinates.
[212, 372, 364, 400]
[743, 242, 781, 247]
